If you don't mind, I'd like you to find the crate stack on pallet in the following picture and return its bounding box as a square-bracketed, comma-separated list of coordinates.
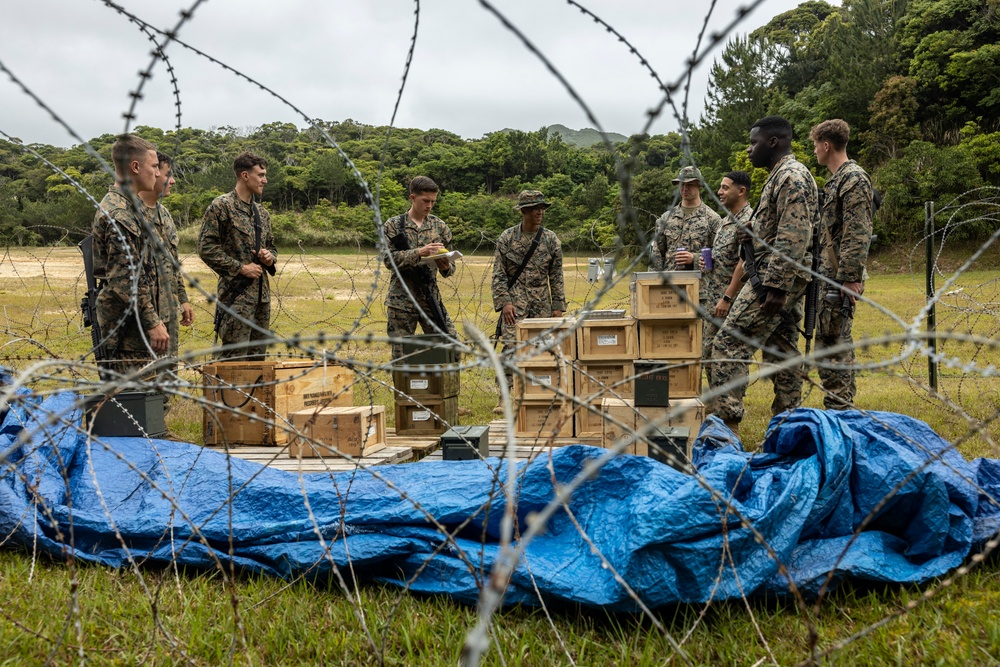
[600, 271, 706, 462]
[202, 358, 355, 447]
[393, 333, 460, 436]
[512, 317, 577, 439]
[573, 311, 637, 439]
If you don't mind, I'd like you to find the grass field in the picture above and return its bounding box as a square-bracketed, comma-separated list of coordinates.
[1, 244, 999, 665]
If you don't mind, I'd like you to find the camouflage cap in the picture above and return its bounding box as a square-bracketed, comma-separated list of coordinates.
[672, 165, 703, 185]
[514, 190, 552, 211]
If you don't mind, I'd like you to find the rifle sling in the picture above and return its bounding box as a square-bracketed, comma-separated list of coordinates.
[494, 225, 545, 341]
[253, 201, 263, 304]
[506, 225, 544, 290]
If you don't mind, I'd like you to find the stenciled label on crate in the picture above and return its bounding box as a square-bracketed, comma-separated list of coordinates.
[530, 374, 553, 386]
[303, 390, 335, 407]
[650, 285, 684, 310]
[410, 379, 429, 390]
[413, 410, 431, 422]
[597, 334, 619, 346]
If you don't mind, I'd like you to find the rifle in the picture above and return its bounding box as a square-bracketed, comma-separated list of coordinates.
[740, 234, 767, 304]
[802, 191, 824, 355]
[739, 215, 808, 336]
[79, 235, 110, 378]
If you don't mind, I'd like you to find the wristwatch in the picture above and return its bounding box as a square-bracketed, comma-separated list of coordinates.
[722, 294, 732, 303]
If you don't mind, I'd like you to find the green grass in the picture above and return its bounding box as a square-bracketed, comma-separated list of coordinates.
[2, 246, 1000, 665]
[3, 549, 1000, 665]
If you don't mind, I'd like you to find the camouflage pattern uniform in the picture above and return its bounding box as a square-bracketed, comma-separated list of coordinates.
[492, 222, 565, 386]
[92, 185, 163, 378]
[382, 212, 457, 360]
[816, 160, 873, 409]
[198, 191, 277, 360]
[702, 204, 753, 385]
[146, 202, 189, 405]
[710, 154, 818, 424]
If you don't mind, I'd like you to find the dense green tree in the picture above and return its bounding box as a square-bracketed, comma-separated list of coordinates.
[899, 0, 1000, 133]
[859, 75, 922, 164]
[699, 34, 789, 173]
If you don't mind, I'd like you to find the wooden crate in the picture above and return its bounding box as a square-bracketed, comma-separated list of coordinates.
[203, 360, 354, 446]
[512, 362, 573, 400]
[288, 405, 386, 458]
[516, 399, 574, 439]
[651, 398, 705, 448]
[576, 317, 637, 361]
[395, 396, 458, 436]
[634, 360, 702, 399]
[630, 271, 700, 319]
[574, 362, 634, 403]
[574, 401, 605, 439]
[392, 369, 460, 399]
[638, 319, 702, 359]
[514, 317, 577, 366]
[600, 398, 647, 456]
[601, 397, 704, 455]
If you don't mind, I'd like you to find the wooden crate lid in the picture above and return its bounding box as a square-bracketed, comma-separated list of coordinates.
[206, 358, 347, 372]
[631, 270, 701, 283]
[578, 317, 635, 328]
[290, 404, 385, 418]
[516, 317, 577, 328]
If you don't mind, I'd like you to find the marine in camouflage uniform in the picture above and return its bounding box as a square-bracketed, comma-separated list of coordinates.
[650, 166, 721, 299]
[93, 185, 165, 379]
[140, 153, 191, 387]
[711, 118, 818, 427]
[199, 190, 277, 361]
[702, 202, 753, 385]
[492, 191, 565, 391]
[811, 120, 874, 410]
[383, 210, 457, 360]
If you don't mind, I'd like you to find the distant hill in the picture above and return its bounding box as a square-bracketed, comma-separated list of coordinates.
[498, 125, 627, 147]
[544, 124, 627, 147]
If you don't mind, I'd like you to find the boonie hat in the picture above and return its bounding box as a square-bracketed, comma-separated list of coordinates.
[672, 165, 703, 185]
[514, 190, 552, 210]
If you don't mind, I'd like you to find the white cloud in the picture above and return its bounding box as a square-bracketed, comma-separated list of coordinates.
[0, 0, 807, 146]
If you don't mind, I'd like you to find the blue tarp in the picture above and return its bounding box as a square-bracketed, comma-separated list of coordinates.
[2, 390, 999, 610]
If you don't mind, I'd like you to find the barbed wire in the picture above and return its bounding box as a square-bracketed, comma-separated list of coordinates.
[0, 1, 999, 666]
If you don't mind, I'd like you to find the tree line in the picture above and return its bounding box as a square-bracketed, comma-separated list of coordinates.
[1, 0, 996, 251]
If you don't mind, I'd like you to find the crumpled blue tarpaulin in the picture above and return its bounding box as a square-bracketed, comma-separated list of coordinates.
[1, 391, 998, 610]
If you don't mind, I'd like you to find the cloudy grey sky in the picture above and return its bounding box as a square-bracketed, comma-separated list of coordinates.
[1, 0, 806, 147]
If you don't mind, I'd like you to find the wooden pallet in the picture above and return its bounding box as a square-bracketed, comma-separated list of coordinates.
[386, 428, 440, 460]
[487, 420, 601, 448]
[422, 444, 572, 462]
[218, 444, 413, 473]
[202, 421, 606, 472]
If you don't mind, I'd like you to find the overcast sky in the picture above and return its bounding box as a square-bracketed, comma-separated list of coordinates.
[1, 0, 808, 148]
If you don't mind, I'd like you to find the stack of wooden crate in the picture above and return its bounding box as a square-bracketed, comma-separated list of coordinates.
[512, 318, 576, 438]
[203, 358, 355, 446]
[573, 313, 637, 438]
[613, 270, 706, 453]
[511, 270, 707, 455]
[393, 334, 460, 436]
